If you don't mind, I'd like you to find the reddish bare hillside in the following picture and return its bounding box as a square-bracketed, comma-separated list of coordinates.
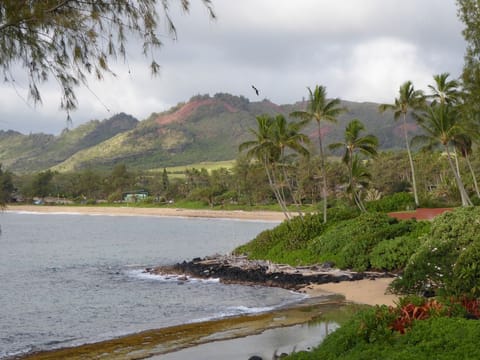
[393, 122, 418, 138]
[388, 208, 453, 220]
[306, 124, 333, 139]
[156, 99, 238, 125]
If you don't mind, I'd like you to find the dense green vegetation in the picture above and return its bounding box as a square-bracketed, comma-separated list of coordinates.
[288, 299, 480, 360]
[234, 207, 430, 270]
[280, 207, 480, 359]
[392, 207, 480, 297]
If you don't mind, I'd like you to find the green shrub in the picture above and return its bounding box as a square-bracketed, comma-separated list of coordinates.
[310, 213, 420, 271]
[288, 300, 480, 360]
[366, 192, 415, 212]
[234, 207, 359, 264]
[392, 207, 480, 296]
[370, 221, 431, 271]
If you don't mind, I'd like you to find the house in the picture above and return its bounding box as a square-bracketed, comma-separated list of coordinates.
[123, 190, 149, 203]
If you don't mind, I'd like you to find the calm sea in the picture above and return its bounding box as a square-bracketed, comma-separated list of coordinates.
[0, 211, 305, 358]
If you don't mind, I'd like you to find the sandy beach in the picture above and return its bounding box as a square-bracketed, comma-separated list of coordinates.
[6, 204, 287, 222]
[8, 204, 397, 306]
[301, 277, 399, 307]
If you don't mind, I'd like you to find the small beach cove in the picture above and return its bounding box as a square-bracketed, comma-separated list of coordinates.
[4, 205, 400, 359]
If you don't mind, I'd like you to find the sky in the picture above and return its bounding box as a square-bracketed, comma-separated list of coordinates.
[0, 0, 466, 135]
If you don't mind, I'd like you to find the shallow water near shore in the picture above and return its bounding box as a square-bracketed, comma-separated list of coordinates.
[1, 211, 301, 358]
[19, 297, 349, 359]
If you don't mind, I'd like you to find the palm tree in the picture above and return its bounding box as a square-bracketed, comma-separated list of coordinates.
[414, 103, 473, 206]
[379, 81, 425, 207]
[348, 155, 372, 212]
[239, 115, 286, 216]
[273, 115, 310, 214]
[239, 114, 309, 219]
[453, 134, 480, 199]
[290, 85, 345, 223]
[428, 73, 460, 105]
[329, 119, 378, 211]
[428, 73, 465, 175]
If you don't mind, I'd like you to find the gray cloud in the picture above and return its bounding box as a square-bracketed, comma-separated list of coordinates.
[0, 0, 466, 134]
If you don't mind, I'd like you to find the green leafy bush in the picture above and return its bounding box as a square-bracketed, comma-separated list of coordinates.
[234, 207, 359, 264]
[310, 213, 420, 271]
[392, 207, 480, 296]
[370, 221, 431, 271]
[366, 192, 416, 212]
[288, 298, 480, 360]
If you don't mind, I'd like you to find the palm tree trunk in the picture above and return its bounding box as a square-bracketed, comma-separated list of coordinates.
[354, 190, 366, 212]
[264, 159, 291, 219]
[465, 152, 480, 199]
[403, 114, 419, 207]
[453, 148, 461, 178]
[317, 122, 328, 223]
[445, 145, 473, 206]
[281, 165, 304, 219]
[348, 160, 364, 212]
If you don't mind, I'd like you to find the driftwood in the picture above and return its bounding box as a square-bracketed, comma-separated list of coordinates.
[148, 255, 394, 291]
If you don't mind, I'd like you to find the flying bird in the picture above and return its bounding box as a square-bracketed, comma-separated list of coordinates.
[251, 85, 259, 96]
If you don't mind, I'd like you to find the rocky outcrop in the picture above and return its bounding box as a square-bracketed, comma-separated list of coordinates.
[149, 255, 394, 291]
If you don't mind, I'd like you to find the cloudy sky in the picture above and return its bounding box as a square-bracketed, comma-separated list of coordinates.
[0, 0, 466, 135]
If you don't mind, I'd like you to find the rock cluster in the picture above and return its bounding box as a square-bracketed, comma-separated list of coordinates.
[149, 255, 393, 291]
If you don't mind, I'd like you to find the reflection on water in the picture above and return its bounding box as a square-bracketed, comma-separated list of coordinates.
[18, 298, 349, 360]
[158, 321, 339, 360]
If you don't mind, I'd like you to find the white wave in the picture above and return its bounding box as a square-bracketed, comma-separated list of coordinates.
[227, 305, 276, 314]
[6, 210, 82, 216]
[190, 305, 277, 324]
[126, 269, 220, 284]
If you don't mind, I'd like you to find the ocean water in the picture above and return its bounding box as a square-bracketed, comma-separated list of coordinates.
[0, 211, 304, 358]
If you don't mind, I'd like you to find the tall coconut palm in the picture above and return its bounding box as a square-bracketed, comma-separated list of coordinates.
[428, 73, 465, 175]
[453, 134, 480, 199]
[273, 114, 310, 214]
[290, 85, 345, 223]
[329, 119, 378, 211]
[239, 115, 287, 216]
[379, 81, 425, 207]
[239, 114, 309, 219]
[348, 155, 372, 212]
[414, 103, 473, 206]
[428, 73, 461, 105]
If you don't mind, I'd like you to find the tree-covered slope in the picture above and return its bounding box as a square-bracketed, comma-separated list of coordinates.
[0, 113, 138, 173]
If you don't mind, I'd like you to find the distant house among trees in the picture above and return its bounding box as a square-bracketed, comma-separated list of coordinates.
[123, 190, 149, 203]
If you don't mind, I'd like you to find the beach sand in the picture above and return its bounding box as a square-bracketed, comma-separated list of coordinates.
[301, 277, 399, 307]
[6, 204, 287, 222]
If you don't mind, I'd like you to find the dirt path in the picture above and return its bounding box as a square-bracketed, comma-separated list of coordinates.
[388, 207, 453, 220]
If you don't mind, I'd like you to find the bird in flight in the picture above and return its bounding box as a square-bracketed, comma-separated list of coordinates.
[251, 85, 259, 96]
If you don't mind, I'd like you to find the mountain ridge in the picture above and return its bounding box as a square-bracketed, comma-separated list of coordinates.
[0, 94, 413, 173]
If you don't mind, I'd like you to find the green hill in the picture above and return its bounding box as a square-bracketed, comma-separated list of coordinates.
[0, 94, 415, 173]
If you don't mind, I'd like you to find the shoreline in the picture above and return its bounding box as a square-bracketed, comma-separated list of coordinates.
[5, 204, 287, 222]
[152, 255, 399, 307]
[8, 205, 399, 358]
[17, 296, 347, 360]
[7, 204, 398, 306]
